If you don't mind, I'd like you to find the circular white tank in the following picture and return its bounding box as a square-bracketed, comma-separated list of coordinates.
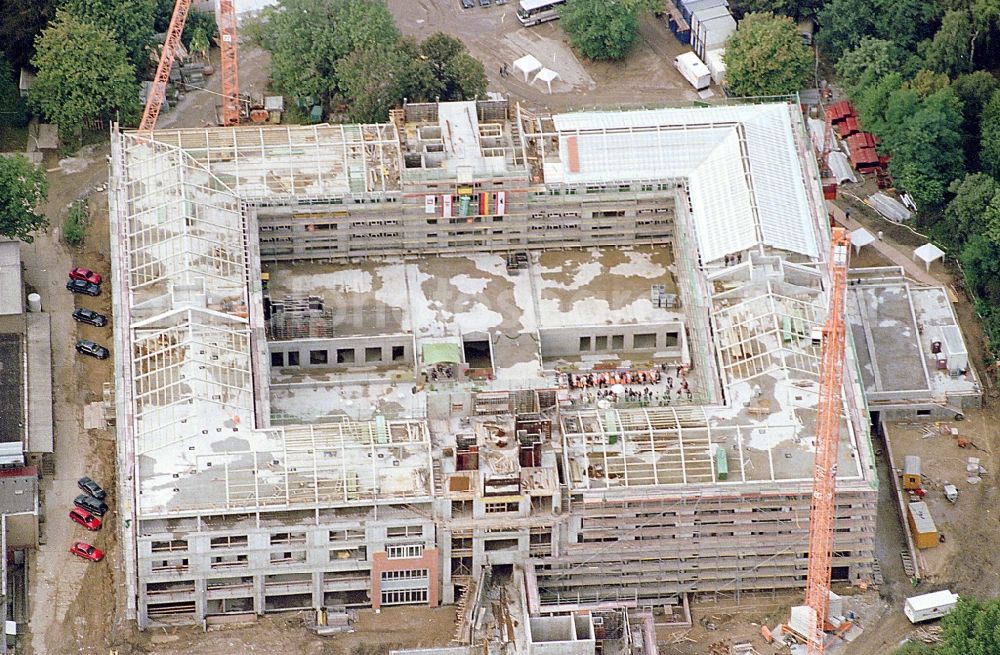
[27, 293, 41, 312]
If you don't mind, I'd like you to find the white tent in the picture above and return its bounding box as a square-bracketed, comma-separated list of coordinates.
[849, 227, 875, 255]
[513, 54, 543, 82]
[533, 68, 561, 94]
[913, 243, 945, 271]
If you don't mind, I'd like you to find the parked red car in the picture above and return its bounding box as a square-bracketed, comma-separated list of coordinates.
[69, 541, 104, 562]
[68, 267, 102, 285]
[69, 507, 102, 531]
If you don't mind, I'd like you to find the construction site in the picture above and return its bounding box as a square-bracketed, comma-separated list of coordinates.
[106, 90, 983, 653]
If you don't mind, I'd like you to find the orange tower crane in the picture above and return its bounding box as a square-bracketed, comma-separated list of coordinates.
[139, 0, 240, 132]
[218, 0, 240, 126]
[803, 227, 852, 655]
[139, 0, 193, 132]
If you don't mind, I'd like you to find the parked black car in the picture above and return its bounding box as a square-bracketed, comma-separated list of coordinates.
[66, 279, 101, 296]
[75, 340, 109, 360]
[462, 0, 474, 7]
[72, 308, 107, 327]
[74, 494, 109, 517]
[77, 476, 107, 501]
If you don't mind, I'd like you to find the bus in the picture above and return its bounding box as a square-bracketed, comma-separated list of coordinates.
[517, 0, 566, 26]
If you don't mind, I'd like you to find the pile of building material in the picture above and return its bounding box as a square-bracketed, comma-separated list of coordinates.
[867, 191, 912, 223]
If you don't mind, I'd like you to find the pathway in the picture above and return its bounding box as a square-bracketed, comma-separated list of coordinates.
[827, 201, 940, 286]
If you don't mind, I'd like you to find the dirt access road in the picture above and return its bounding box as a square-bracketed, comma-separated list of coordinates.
[388, 0, 705, 109]
[21, 46, 273, 655]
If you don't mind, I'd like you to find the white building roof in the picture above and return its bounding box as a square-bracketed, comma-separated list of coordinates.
[552, 103, 820, 262]
[0, 241, 22, 316]
[906, 590, 958, 612]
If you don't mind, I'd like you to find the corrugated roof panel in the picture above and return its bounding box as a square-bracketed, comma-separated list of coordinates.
[742, 108, 818, 258]
[687, 130, 758, 262]
[552, 104, 821, 260]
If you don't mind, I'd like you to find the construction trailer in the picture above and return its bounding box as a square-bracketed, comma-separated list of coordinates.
[904, 590, 959, 623]
[901, 455, 921, 490]
[674, 52, 712, 90]
[907, 502, 939, 549]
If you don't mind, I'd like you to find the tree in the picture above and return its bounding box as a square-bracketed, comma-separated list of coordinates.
[853, 72, 905, 139]
[0, 0, 57, 69]
[836, 38, 913, 97]
[891, 87, 965, 207]
[961, 235, 1000, 305]
[872, 0, 942, 50]
[983, 190, 1000, 246]
[336, 33, 488, 122]
[62, 0, 156, 71]
[954, 71, 1000, 169]
[188, 27, 210, 61]
[181, 11, 218, 51]
[938, 595, 1000, 655]
[816, 0, 878, 59]
[940, 173, 1000, 246]
[729, 0, 824, 20]
[559, 0, 653, 61]
[905, 69, 951, 100]
[981, 90, 1000, 179]
[258, 0, 400, 103]
[724, 12, 813, 97]
[924, 10, 975, 75]
[0, 154, 48, 243]
[817, 0, 941, 59]
[337, 47, 409, 122]
[29, 10, 140, 129]
[0, 55, 29, 129]
[413, 34, 487, 102]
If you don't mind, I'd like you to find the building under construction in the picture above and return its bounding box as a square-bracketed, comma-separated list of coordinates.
[107, 98, 978, 629]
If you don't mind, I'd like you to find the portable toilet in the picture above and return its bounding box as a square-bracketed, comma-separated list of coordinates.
[902, 455, 921, 490]
[715, 445, 729, 481]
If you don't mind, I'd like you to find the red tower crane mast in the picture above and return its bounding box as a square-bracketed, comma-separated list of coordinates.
[218, 0, 240, 126]
[802, 227, 852, 655]
[138, 0, 240, 132]
[138, 0, 193, 132]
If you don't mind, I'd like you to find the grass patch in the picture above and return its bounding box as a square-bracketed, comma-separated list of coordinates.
[64, 200, 88, 247]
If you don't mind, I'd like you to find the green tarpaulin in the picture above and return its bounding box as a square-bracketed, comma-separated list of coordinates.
[423, 342, 461, 365]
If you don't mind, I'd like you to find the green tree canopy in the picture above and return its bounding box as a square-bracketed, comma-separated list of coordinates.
[62, 0, 156, 71]
[853, 71, 905, 138]
[905, 69, 951, 100]
[258, 0, 400, 103]
[0, 154, 48, 243]
[729, 0, 823, 20]
[836, 38, 914, 97]
[0, 0, 56, 69]
[885, 87, 965, 209]
[954, 71, 1000, 169]
[937, 596, 1000, 655]
[939, 173, 1000, 247]
[0, 55, 29, 129]
[559, 0, 652, 61]
[411, 33, 487, 102]
[817, 0, 941, 59]
[29, 10, 140, 129]
[923, 9, 975, 76]
[336, 33, 487, 122]
[981, 90, 1000, 179]
[338, 47, 408, 123]
[182, 11, 218, 51]
[723, 12, 812, 97]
